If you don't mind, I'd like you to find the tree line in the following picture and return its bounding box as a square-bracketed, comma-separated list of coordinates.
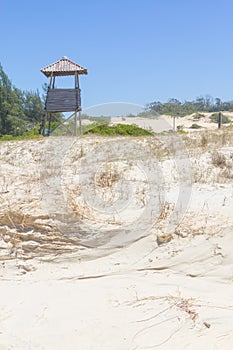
[1, 63, 233, 137]
[0, 64, 63, 137]
[0, 64, 45, 136]
[147, 96, 233, 116]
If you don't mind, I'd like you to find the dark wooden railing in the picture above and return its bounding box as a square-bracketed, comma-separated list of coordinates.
[45, 88, 81, 112]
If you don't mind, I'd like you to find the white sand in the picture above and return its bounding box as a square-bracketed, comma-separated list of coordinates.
[0, 132, 233, 349]
[110, 112, 233, 132]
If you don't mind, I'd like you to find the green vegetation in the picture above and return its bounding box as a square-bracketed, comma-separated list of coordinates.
[209, 113, 231, 124]
[0, 133, 43, 142]
[126, 111, 159, 119]
[1, 61, 233, 140]
[84, 123, 153, 136]
[0, 64, 44, 136]
[0, 64, 63, 137]
[190, 123, 202, 129]
[0, 124, 45, 141]
[177, 129, 187, 134]
[148, 96, 233, 116]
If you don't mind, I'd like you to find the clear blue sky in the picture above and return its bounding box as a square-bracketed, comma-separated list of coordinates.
[1, 0, 233, 109]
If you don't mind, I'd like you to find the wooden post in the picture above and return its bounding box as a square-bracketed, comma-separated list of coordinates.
[74, 73, 80, 136]
[39, 112, 47, 135]
[218, 112, 222, 129]
[75, 73, 79, 89]
[173, 115, 176, 131]
[48, 113, 52, 136]
[74, 110, 77, 136]
[49, 75, 55, 89]
[79, 111, 82, 135]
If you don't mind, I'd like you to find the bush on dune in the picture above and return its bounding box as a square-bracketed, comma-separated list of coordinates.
[84, 123, 153, 136]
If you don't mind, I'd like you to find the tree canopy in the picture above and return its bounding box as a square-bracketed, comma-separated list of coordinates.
[147, 96, 233, 116]
[0, 64, 45, 136]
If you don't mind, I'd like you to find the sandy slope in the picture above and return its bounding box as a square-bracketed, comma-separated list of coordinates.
[110, 112, 233, 133]
[0, 132, 233, 349]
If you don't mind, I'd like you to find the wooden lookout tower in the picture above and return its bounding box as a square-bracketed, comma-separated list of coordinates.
[40, 56, 88, 135]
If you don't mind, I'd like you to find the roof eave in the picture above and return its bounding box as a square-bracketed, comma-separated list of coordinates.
[40, 69, 88, 77]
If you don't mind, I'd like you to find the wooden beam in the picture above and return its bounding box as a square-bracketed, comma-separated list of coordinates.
[173, 115, 176, 131]
[74, 111, 77, 136]
[218, 112, 222, 129]
[79, 111, 82, 135]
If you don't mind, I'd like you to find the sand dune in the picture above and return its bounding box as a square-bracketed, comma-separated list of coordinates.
[110, 112, 233, 133]
[0, 131, 233, 349]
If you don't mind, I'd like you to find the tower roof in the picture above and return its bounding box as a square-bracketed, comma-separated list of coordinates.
[41, 56, 88, 77]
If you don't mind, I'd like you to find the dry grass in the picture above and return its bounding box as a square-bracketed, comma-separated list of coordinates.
[182, 128, 233, 155]
[210, 150, 233, 180]
[0, 211, 82, 261]
[95, 164, 121, 188]
[212, 151, 227, 168]
[131, 293, 200, 348]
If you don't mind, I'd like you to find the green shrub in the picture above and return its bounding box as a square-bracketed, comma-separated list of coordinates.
[210, 113, 231, 124]
[84, 123, 152, 136]
[0, 133, 42, 141]
[190, 123, 202, 129]
[0, 124, 43, 141]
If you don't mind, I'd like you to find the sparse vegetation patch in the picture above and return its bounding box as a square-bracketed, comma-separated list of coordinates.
[210, 113, 231, 124]
[211, 151, 227, 168]
[190, 123, 202, 129]
[84, 123, 153, 136]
